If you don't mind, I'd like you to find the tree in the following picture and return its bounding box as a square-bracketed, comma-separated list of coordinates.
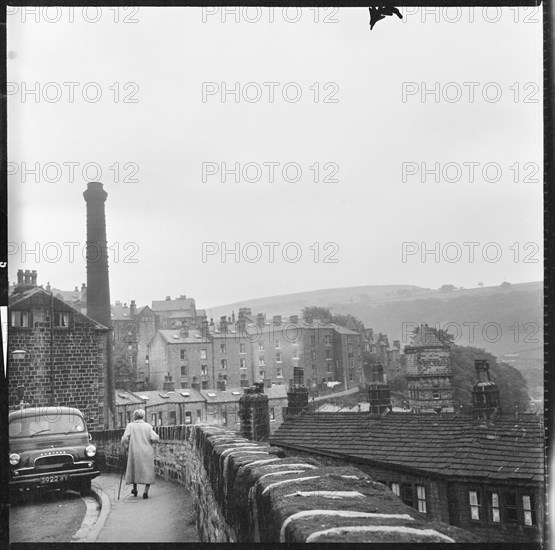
[113, 339, 137, 391]
[440, 284, 456, 292]
[302, 306, 366, 333]
[302, 306, 333, 324]
[477, 282, 484, 288]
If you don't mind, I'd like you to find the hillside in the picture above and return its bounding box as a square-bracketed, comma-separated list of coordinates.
[208, 281, 543, 396]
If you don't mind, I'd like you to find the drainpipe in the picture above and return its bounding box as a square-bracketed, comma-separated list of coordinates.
[50, 291, 54, 405]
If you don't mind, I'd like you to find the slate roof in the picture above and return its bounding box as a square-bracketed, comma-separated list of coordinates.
[270, 412, 544, 484]
[151, 298, 196, 312]
[132, 389, 205, 406]
[9, 287, 107, 330]
[199, 385, 288, 403]
[115, 390, 146, 406]
[110, 304, 152, 321]
[157, 329, 209, 344]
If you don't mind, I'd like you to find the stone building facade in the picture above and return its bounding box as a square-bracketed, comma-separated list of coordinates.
[270, 411, 544, 543]
[8, 284, 112, 429]
[147, 311, 363, 393]
[111, 300, 158, 388]
[151, 294, 207, 330]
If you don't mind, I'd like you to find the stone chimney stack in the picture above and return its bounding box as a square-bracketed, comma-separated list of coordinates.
[30, 270, 37, 286]
[220, 315, 228, 334]
[239, 383, 270, 441]
[83, 181, 114, 427]
[257, 313, 265, 328]
[367, 362, 392, 415]
[24, 270, 31, 285]
[472, 359, 501, 419]
[17, 269, 24, 285]
[130, 300, 136, 317]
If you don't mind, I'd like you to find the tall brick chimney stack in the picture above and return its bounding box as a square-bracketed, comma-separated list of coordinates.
[83, 182, 111, 327]
[83, 181, 114, 427]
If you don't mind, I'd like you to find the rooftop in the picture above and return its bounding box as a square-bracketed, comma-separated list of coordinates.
[270, 412, 544, 484]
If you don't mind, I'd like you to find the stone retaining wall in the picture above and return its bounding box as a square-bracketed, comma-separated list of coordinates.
[90, 424, 479, 543]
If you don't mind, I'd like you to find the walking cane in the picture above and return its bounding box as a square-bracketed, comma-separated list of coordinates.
[118, 450, 126, 500]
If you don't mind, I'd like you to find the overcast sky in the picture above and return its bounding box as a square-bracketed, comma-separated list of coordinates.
[7, 6, 543, 309]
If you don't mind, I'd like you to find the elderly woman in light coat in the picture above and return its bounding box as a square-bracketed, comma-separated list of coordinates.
[121, 409, 159, 498]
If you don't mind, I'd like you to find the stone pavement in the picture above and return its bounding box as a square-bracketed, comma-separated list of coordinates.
[92, 473, 199, 542]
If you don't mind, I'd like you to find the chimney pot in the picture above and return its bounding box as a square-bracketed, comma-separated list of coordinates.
[290, 315, 299, 324]
[273, 315, 282, 325]
[166, 296, 171, 301]
[17, 270, 24, 285]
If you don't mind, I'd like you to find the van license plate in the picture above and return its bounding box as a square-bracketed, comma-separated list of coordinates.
[40, 474, 68, 484]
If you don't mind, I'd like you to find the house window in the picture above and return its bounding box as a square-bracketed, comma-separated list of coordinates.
[202, 380, 209, 389]
[196, 409, 202, 423]
[201, 365, 207, 375]
[416, 485, 427, 513]
[275, 340, 280, 349]
[222, 412, 227, 425]
[180, 349, 187, 360]
[488, 492, 500, 523]
[11, 311, 30, 327]
[181, 382, 189, 389]
[310, 335, 316, 345]
[311, 350, 316, 360]
[293, 349, 298, 359]
[276, 352, 282, 363]
[347, 343, 353, 353]
[312, 364, 316, 373]
[240, 373, 247, 380]
[239, 343, 246, 354]
[169, 410, 176, 425]
[221, 359, 227, 369]
[348, 357, 354, 367]
[54, 311, 69, 327]
[151, 413, 157, 426]
[258, 342, 264, 351]
[401, 484, 414, 508]
[220, 343, 226, 354]
[240, 358, 246, 369]
[270, 407, 275, 420]
[158, 411, 163, 426]
[433, 390, 440, 400]
[181, 365, 188, 376]
[200, 349, 207, 359]
[259, 370, 265, 378]
[469, 491, 481, 521]
[326, 349, 332, 359]
[523, 495, 536, 526]
[349, 372, 353, 382]
[505, 492, 519, 523]
[276, 367, 283, 378]
[259, 356, 265, 366]
[185, 411, 192, 424]
[391, 483, 400, 497]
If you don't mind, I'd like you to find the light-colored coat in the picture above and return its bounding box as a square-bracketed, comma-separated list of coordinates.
[121, 420, 160, 484]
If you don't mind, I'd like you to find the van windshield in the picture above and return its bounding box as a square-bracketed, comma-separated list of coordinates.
[9, 413, 85, 438]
